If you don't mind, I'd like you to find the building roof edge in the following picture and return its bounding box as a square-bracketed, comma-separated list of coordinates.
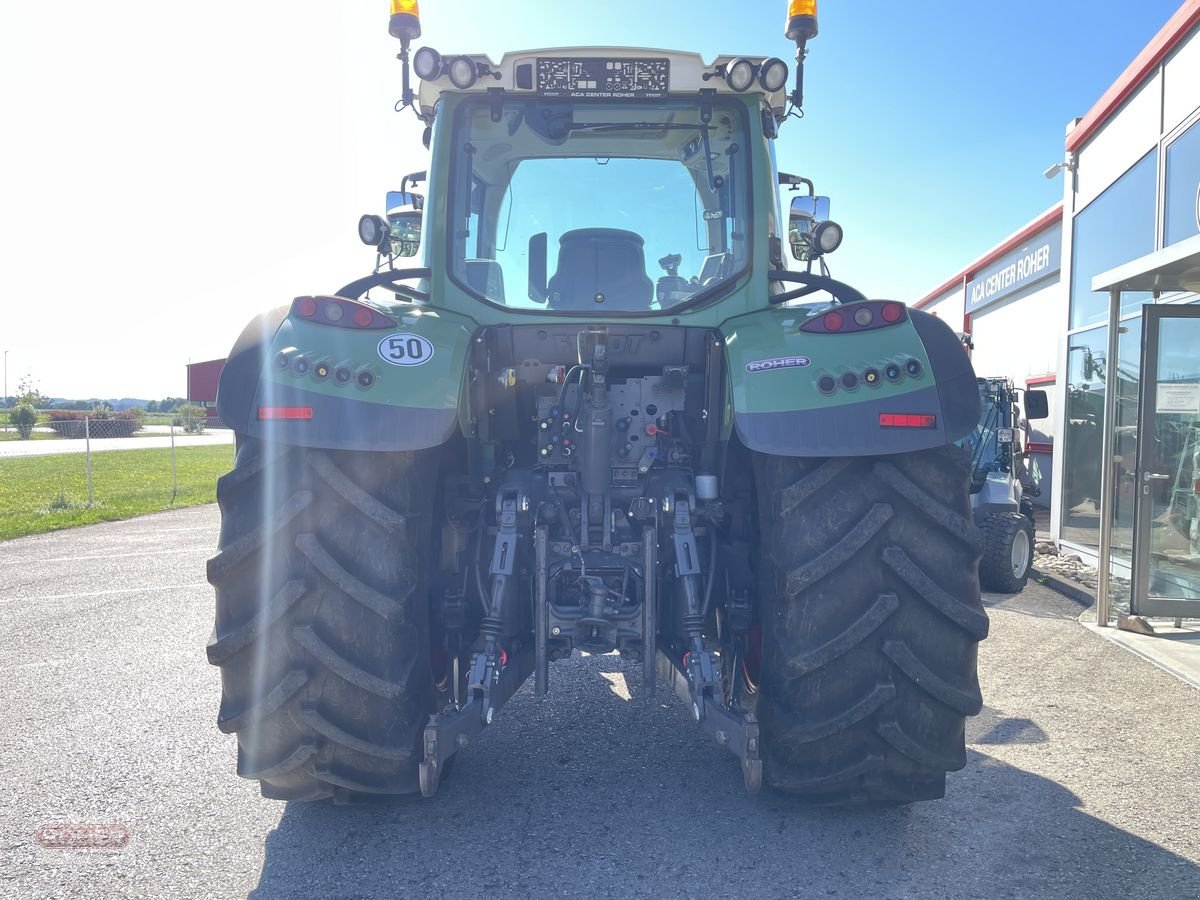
[912, 203, 1063, 310]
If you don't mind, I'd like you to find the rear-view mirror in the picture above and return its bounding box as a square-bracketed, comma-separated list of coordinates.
[790, 195, 830, 224]
[789, 196, 831, 262]
[386, 190, 423, 212]
[1024, 390, 1049, 421]
[529, 232, 548, 303]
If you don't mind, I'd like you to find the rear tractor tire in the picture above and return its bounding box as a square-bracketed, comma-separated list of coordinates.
[979, 511, 1034, 594]
[751, 445, 988, 805]
[205, 439, 442, 802]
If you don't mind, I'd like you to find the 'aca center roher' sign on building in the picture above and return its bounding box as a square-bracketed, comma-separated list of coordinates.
[965, 223, 1062, 313]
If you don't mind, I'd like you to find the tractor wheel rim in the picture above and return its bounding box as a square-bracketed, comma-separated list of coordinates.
[1011, 529, 1031, 579]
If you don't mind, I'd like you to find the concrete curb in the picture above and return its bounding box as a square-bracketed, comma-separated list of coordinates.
[1030, 566, 1095, 609]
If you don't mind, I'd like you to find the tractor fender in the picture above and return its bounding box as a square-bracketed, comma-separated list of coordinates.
[217, 302, 475, 452]
[721, 304, 980, 457]
[215, 306, 290, 436]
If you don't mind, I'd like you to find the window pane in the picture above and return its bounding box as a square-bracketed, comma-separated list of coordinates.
[1061, 326, 1108, 548]
[1165, 119, 1200, 247]
[448, 98, 751, 313]
[1069, 149, 1157, 329]
[1111, 315, 1142, 560]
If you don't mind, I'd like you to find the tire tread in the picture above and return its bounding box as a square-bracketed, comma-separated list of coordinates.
[754, 445, 986, 805]
[206, 442, 438, 801]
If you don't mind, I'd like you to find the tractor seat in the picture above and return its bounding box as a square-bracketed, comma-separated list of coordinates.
[547, 228, 654, 310]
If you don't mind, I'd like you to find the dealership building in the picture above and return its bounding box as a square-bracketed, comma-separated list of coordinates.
[913, 1, 1200, 624]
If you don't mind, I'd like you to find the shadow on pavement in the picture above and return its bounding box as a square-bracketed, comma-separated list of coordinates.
[969, 705, 1048, 745]
[983, 585, 1091, 621]
[247, 656, 1200, 900]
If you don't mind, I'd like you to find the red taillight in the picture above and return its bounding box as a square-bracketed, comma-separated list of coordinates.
[800, 301, 906, 333]
[258, 407, 314, 420]
[879, 413, 937, 428]
[291, 296, 395, 330]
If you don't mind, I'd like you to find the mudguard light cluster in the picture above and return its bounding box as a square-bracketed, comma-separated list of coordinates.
[800, 301, 907, 334]
[291, 296, 396, 330]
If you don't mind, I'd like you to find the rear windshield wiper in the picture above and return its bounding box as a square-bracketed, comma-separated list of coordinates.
[565, 122, 727, 190]
[566, 122, 707, 132]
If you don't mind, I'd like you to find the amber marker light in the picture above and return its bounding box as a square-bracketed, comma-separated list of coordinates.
[389, 0, 421, 41]
[786, 0, 818, 41]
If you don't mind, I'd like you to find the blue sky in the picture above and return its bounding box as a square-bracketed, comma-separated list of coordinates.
[0, 1, 1187, 398]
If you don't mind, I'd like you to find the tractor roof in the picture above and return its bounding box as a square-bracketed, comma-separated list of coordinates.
[415, 47, 789, 122]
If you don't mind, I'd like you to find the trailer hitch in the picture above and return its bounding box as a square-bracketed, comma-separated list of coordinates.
[419, 646, 534, 797]
[656, 650, 762, 795]
[421, 489, 534, 798]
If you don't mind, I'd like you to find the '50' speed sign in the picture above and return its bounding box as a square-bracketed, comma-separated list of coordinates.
[378, 333, 434, 367]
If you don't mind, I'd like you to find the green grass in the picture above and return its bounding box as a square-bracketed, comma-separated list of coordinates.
[0, 429, 59, 442]
[0, 445, 233, 541]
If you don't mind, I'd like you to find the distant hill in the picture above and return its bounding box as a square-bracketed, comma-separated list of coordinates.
[42, 398, 153, 411]
[108, 398, 152, 411]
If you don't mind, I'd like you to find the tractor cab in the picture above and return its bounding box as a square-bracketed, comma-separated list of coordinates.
[407, 47, 794, 314]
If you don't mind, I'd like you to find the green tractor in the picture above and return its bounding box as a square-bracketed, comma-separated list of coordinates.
[206, 1, 984, 805]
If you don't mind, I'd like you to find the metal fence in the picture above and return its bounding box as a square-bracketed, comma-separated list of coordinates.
[0, 419, 235, 513]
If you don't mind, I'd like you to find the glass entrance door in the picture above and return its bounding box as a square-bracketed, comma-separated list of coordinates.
[1132, 304, 1200, 618]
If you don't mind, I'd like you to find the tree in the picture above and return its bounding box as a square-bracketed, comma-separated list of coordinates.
[16, 375, 45, 409]
[173, 404, 208, 434]
[8, 404, 38, 439]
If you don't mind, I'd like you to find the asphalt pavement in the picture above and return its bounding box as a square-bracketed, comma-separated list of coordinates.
[1, 505, 1198, 900]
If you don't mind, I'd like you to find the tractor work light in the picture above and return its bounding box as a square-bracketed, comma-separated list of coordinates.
[758, 57, 789, 92]
[389, 0, 421, 41]
[448, 56, 478, 89]
[724, 58, 756, 92]
[813, 220, 843, 254]
[413, 46, 442, 79]
[359, 214, 388, 248]
[786, 0, 818, 41]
